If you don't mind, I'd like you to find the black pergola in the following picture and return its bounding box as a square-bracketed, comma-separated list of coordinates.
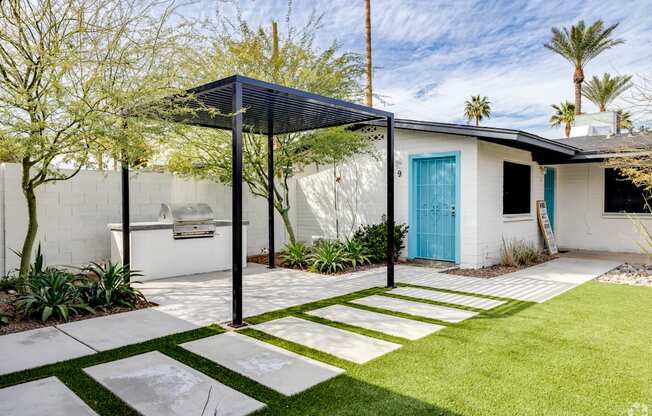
[121, 75, 395, 326]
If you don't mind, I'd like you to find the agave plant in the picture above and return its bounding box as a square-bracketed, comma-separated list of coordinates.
[81, 262, 145, 309]
[280, 241, 311, 269]
[308, 240, 350, 274]
[343, 239, 371, 270]
[16, 269, 92, 322]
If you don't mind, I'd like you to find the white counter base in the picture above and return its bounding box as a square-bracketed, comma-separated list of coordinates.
[110, 225, 247, 281]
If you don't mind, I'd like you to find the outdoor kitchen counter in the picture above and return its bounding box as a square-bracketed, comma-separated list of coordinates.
[109, 221, 248, 281]
[108, 220, 250, 231]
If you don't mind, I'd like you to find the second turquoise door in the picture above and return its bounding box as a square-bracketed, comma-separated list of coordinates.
[412, 155, 457, 262]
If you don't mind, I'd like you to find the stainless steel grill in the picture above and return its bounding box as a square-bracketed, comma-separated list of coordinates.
[159, 203, 216, 239]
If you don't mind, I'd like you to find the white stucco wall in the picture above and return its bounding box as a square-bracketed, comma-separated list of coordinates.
[553, 163, 652, 253]
[294, 128, 482, 267]
[0, 163, 287, 275]
[476, 141, 545, 267]
[293, 128, 552, 268]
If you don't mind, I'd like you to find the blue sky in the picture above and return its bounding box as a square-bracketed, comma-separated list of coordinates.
[188, 0, 652, 138]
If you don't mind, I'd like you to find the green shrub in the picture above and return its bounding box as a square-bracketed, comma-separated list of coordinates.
[281, 241, 311, 269]
[343, 239, 371, 269]
[16, 270, 92, 322]
[308, 240, 350, 274]
[0, 275, 20, 292]
[500, 238, 542, 267]
[352, 215, 409, 263]
[0, 312, 9, 325]
[81, 262, 145, 310]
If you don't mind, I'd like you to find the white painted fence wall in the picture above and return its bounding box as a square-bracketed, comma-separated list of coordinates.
[0, 163, 287, 276]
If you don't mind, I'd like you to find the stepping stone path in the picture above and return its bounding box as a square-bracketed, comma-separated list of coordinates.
[0, 327, 95, 376]
[351, 295, 477, 323]
[58, 308, 198, 351]
[0, 376, 98, 416]
[182, 332, 344, 396]
[390, 287, 505, 310]
[84, 351, 265, 416]
[253, 316, 401, 364]
[307, 304, 444, 340]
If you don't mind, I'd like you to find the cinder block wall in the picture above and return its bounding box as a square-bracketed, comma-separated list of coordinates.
[1, 164, 287, 275]
[476, 141, 545, 266]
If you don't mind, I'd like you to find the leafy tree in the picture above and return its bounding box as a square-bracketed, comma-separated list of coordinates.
[0, 0, 196, 277]
[582, 73, 632, 112]
[464, 95, 491, 126]
[544, 20, 624, 115]
[550, 101, 576, 138]
[169, 6, 370, 244]
[169, 126, 374, 244]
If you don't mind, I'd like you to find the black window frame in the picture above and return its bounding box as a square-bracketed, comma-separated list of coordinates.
[503, 161, 532, 215]
[603, 168, 648, 214]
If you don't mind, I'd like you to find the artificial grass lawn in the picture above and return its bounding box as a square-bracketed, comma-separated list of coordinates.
[1, 281, 650, 415]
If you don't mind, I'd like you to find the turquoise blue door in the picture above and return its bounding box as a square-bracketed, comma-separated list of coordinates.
[544, 167, 556, 230]
[411, 155, 458, 262]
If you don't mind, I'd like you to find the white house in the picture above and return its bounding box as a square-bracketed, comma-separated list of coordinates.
[3, 117, 651, 275]
[293, 119, 652, 268]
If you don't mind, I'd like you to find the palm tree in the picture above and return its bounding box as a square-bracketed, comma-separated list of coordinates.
[364, 0, 373, 106]
[464, 95, 491, 126]
[616, 109, 633, 130]
[550, 101, 576, 138]
[544, 20, 624, 115]
[583, 73, 632, 111]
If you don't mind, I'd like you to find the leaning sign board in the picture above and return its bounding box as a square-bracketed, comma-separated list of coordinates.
[536, 200, 558, 255]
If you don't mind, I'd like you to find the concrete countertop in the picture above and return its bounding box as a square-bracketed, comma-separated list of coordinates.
[108, 220, 250, 231]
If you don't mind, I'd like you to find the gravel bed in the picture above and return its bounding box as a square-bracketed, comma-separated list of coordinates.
[597, 263, 652, 287]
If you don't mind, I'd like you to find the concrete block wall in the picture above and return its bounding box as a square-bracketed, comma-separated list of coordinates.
[476, 141, 545, 266]
[554, 163, 652, 253]
[1, 163, 287, 275]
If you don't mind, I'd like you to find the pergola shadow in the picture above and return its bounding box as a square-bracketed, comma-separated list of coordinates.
[122, 75, 396, 326]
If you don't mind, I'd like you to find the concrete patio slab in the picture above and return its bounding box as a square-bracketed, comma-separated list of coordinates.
[0, 327, 95, 376]
[504, 257, 621, 284]
[0, 376, 98, 416]
[390, 287, 505, 310]
[138, 264, 441, 326]
[57, 309, 198, 351]
[253, 316, 401, 364]
[351, 295, 477, 323]
[307, 304, 444, 340]
[84, 351, 265, 416]
[181, 332, 344, 396]
[400, 258, 621, 303]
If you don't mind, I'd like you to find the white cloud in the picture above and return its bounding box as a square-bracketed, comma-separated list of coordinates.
[185, 0, 652, 137]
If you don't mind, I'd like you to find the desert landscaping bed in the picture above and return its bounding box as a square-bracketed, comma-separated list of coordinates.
[0, 290, 154, 336]
[446, 253, 557, 278]
[597, 263, 652, 287]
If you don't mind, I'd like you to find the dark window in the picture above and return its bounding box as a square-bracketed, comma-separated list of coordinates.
[503, 162, 531, 215]
[604, 168, 648, 213]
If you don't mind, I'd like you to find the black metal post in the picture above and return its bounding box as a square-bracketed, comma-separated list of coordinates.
[231, 81, 244, 326]
[386, 116, 395, 288]
[121, 161, 130, 276]
[267, 125, 276, 268]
